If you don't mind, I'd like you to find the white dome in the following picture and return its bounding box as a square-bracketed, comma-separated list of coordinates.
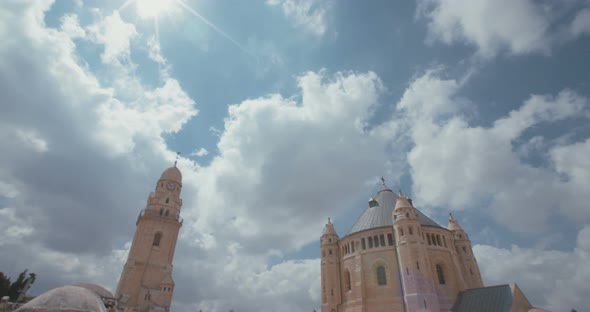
[16, 285, 107, 312]
[74, 283, 114, 300]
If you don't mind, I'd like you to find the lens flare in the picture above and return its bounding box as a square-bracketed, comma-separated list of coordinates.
[135, 0, 176, 19]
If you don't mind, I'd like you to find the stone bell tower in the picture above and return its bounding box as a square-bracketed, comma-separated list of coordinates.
[116, 164, 184, 312]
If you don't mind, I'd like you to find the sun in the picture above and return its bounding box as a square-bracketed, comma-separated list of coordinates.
[135, 0, 177, 19]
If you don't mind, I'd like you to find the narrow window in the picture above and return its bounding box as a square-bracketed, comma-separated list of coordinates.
[394, 214, 397, 220]
[374, 236, 379, 247]
[153, 233, 162, 246]
[470, 268, 474, 275]
[400, 228, 404, 236]
[462, 246, 467, 254]
[424, 300, 427, 309]
[379, 234, 385, 247]
[377, 266, 387, 286]
[331, 288, 334, 296]
[437, 235, 442, 246]
[409, 227, 413, 235]
[406, 212, 409, 218]
[416, 261, 420, 271]
[387, 233, 394, 246]
[368, 237, 373, 248]
[406, 267, 409, 275]
[423, 233, 425, 240]
[165, 198, 169, 204]
[436, 264, 445, 284]
[351, 242, 355, 253]
[159, 209, 164, 216]
[345, 270, 351, 291]
[361, 238, 366, 250]
[165, 210, 169, 216]
[427, 234, 432, 245]
[329, 238, 332, 243]
[329, 249, 332, 255]
[443, 236, 447, 248]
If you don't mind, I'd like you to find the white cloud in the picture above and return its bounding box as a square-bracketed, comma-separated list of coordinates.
[398, 70, 590, 232]
[416, 0, 590, 58]
[86, 11, 137, 64]
[475, 225, 590, 311]
[570, 8, 590, 37]
[190, 147, 209, 157]
[60, 14, 85, 39]
[267, 0, 329, 37]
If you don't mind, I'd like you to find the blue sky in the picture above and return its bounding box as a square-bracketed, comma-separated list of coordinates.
[1, 0, 590, 311]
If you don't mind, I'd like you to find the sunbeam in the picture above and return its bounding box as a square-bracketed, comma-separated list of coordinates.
[177, 0, 252, 56]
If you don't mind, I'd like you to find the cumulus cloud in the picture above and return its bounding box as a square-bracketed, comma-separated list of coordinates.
[398, 70, 590, 232]
[475, 226, 590, 311]
[416, 0, 590, 58]
[0, 0, 195, 289]
[87, 10, 137, 64]
[60, 14, 85, 39]
[190, 148, 209, 157]
[267, 0, 329, 37]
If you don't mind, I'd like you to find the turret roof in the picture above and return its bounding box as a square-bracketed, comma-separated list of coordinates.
[347, 182, 442, 235]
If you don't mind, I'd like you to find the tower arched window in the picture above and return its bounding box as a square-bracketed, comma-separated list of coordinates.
[153, 232, 162, 246]
[436, 264, 446, 285]
[376, 266, 387, 286]
[344, 270, 351, 291]
[427, 234, 431, 245]
[159, 209, 164, 216]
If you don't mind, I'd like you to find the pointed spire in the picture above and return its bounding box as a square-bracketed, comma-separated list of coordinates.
[448, 212, 464, 231]
[380, 176, 385, 185]
[323, 217, 338, 237]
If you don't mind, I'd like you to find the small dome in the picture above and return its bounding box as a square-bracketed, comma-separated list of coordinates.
[16, 285, 106, 312]
[160, 166, 182, 183]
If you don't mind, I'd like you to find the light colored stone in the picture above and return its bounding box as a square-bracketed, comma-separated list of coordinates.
[115, 165, 183, 312]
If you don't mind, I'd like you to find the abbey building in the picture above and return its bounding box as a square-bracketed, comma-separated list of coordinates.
[320, 180, 548, 312]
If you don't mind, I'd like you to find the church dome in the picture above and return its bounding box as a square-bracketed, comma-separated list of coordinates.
[347, 182, 443, 235]
[15, 285, 106, 312]
[160, 165, 182, 183]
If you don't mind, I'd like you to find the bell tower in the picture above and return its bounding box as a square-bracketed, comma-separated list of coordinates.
[116, 164, 184, 312]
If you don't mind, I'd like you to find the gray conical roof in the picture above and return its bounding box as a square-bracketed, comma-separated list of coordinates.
[347, 183, 443, 235]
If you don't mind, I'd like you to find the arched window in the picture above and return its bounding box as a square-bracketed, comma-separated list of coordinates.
[437, 235, 442, 246]
[344, 270, 351, 291]
[159, 209, 164, 216]
[153, 233, 162, 246]
[416, 261, 420, 271]
[165, 198, 169, 204]
[436, 264, 445, 285]
[165, 210, 169, 216]
[409, 226, 413, 235]
[377, 266, 387, 286]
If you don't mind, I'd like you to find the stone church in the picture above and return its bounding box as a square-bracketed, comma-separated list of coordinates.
[320, 180, 548, 312]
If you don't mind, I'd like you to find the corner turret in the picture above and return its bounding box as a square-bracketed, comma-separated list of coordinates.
[393, 189, 440, 311]
[448, 213, 483, 289]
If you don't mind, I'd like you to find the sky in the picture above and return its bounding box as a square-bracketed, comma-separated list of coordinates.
[0, 0, 589, 311]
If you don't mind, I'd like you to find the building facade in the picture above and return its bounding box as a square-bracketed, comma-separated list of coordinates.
[320, 180, 483, 312]
[116, 165, 184, 312]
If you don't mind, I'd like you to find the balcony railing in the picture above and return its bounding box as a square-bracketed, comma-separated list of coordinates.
[137, 209, 183, 225]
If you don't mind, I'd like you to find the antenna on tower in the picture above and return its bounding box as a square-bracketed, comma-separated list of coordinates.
[174, 152, 180, 167]
[380, 176, 385, 185]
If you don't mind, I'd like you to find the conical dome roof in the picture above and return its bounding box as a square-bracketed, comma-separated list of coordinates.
[160, 165, 182, 183]
[347, 181, 443, 235]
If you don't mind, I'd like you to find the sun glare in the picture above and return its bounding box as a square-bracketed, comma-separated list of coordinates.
[135, 0, 176, 19]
